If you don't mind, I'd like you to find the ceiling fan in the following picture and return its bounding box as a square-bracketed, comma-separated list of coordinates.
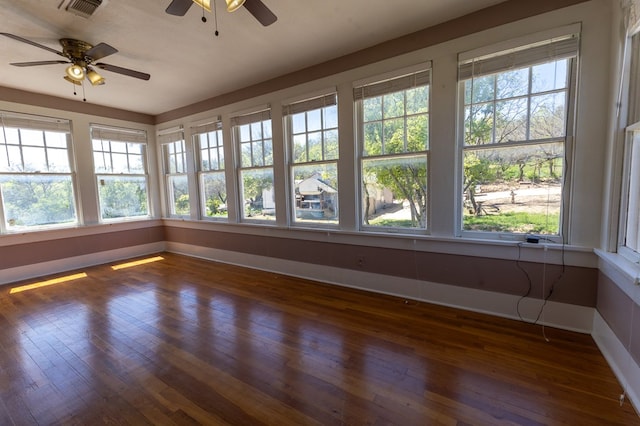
[166, 0, 277, 27]
[0, 32, 150, 87]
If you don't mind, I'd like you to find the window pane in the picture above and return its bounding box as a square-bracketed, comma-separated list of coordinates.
[47, 148, 71, 172]
[363, 122, 383, 156]
[168, 175, 189, 216]
[532, 60, 568, 93]
[307, 109, 322, 132]
[495, 98, 528, 143]
[308, 132, 322, 161]
[22, 146, 47, 172]
[0, 174, 77, 229]
[324, 129, 339, 160]
[21, 129, 44, 146]
[252, 141, 264, 167]
[251, 121, 263, 140]
[364, 96, 383, 121]
[407, 115, 428, 151]
[293, 134, 307, 163]
[324, 105, 338, 128]
[530, 92, 566, 139]
[496, 68, 529, 99]
[625, 132, 640, 252]
[45, 132, 68, 149]
[97, 175, 149, 219]
[384, 118, 405, 154]
[239, 124, 251, 142]
[465, 104, 495, 146]
[362, 154, 427, 229]
[241, 142, 252, 168]
[292, 113, 306, 134]
[470, 75, 495, 103]
[201, 171, 228, 219]
[240, 168, 275, 221]
[462, 143, 563, 235]
[406, 86, 429, 115]
[383, 92, 405, 119]
[293, 163, 338, 224]
[264, 139, 273, 166]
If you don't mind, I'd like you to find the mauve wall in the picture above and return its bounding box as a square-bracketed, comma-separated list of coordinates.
[0, 226, 165, 270]
[597, 272, 640, 365]
[165, 226, 597, 307]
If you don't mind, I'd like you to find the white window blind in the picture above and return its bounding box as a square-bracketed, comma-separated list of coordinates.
[91, 124, 147, 143]
[0, 111, 71, 132]
[282, 93, 337, 116]
[230, 109, 271, 127]
[191, 120, 222, 135]
[458, 35, 579, 80]
[353, 69, 431, 101]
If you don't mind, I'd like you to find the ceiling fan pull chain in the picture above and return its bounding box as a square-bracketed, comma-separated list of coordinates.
[82, 81, 86, 102]
[214, 0, 220, 36]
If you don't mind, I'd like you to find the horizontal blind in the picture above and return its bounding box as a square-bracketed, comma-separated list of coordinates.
[157, 130, 184, 144]
[230, 109, 271, 127]
[91, 124, 147, 143]
[191, 120, 222, 135]
[282, 93, 337, 116]
[0, 111, 71, 132]
[458, 36, 579, 80]
[354, 69, 431, 101]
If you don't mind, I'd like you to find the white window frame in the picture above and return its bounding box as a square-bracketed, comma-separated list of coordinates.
[0, 111, 78, 232]
[231, 108, 276, 223]
[457, 27, 580, 242]
[354, 63, 432, 234]
[193, 120, 228, 221]
[283, 92, 339, 228]
[619, 31, 640, 262]
[91, 124, 150, 222]
[159, 129, 189, 218]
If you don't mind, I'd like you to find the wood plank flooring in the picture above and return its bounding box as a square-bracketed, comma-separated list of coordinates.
[0, 252, 637, 425]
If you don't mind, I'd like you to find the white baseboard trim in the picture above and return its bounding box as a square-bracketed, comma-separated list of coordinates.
[0, 242, 166, 286]
[592, 311, 640, 414]
[166, 242, 595, 334]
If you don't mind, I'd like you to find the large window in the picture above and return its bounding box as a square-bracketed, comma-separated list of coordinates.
[355, 66, 431, 231]
[284, 93, 339, 226]
[159, 129, 189, 217]
[458, 34, 578, 237]
[231, 109, 275, 222]
[0, 112, 77, 231]
[620, 32, 640, 260]
[193, 121, 228, 220]
[91, 125, 149, 220]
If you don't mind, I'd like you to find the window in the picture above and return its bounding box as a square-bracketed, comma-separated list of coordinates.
[284, 93, 339, 225]
[159, 129, 189, 217]
[193, 121, 228, 220]
[620, 32, 640, 260]
[354, 66, 431, 231]
[231, 109, 275, 222]
[458, 33, 578, 237]
[91, 125, 149, 220]
[0, 112, 77, 231]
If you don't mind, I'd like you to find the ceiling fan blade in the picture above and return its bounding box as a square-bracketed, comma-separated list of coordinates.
[85, 42, 118, 61]
[10, 60, 69, 67]
[95, 63, 150, 81]
[166, 0, 193, 16]
[243, 0, 277, 26]
[0, 32, 65, 57]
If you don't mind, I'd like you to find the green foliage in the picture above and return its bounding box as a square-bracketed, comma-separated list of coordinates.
[463, 211, 560, 234]
[99, 178, 148, 219]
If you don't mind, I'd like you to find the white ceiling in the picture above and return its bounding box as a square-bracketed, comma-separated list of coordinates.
[0, 0, 506, 116]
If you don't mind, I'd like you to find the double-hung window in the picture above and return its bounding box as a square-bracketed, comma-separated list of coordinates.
[91, 125, 150, 220]
[620, 31, 640, 260]
[354, 65, 431, 231]
[231, 109, 275, 222]
[193, 120, 228, 220]
[283, 93, 339, 225]
[0, 111, 77, 231]
[458, 31, 579, 238]
[159, 128, 189, 217]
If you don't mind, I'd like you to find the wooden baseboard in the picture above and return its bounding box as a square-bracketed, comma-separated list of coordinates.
[166, 242, 595, 333]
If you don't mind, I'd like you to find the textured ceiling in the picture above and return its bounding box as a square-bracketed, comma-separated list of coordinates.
[0, 0, 506, 115]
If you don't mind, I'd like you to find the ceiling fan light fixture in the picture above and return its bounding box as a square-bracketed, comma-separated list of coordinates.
[225, 0, 245, 12]
[86, 68, 105, 85]
[63, 75, 82, 85]
[65, 64, 85, 82]
[193, 0, 212, 12]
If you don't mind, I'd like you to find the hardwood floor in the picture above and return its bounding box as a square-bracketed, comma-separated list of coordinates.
[0, 252, 637, 425]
